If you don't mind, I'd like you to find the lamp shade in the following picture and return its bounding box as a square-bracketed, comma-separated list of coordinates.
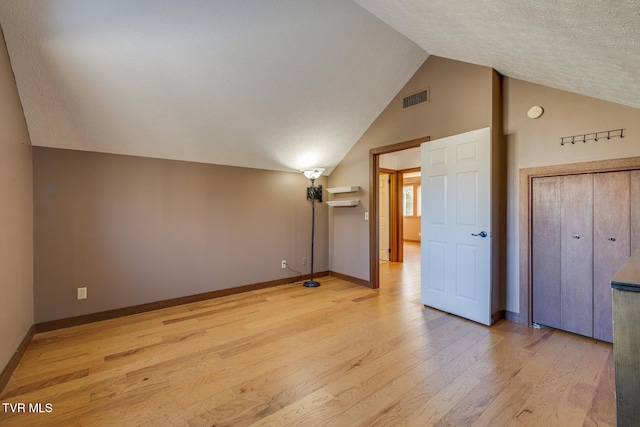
[303, 168, 325, 180]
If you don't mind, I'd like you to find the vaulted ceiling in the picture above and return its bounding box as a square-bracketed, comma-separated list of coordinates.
[1, 1, 638, 174]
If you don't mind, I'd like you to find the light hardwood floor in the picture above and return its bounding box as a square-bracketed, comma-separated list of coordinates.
[0, 243, 615, 426]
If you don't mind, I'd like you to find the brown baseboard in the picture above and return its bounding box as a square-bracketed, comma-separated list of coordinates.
[329, 271, 371, 288]
[504, 310, 521, 324]
[35, 272, 329, 333]
[492, 310, 506, 325]
[0, 324, 35, 394]
[3, 271, 343, 394]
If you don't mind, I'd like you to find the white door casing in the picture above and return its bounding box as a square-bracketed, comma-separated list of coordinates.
[421, 127, 492, 325]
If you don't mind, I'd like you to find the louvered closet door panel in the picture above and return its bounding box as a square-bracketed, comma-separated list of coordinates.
[593, 171, 630, 343]
[532, 176, 561, 329]
[631, 171, 640, 254]
[560, 174, 594, 338]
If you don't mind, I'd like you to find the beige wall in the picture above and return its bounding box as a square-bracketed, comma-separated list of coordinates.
[328, 56, 494, 281]
[0, 28, 33, 371]
[33, 148, 327, 322]
[329, 54, 640, 317]
[10, 39, 639, 340]
[504, 78, 640, 314]
[403, 217, 420, 242]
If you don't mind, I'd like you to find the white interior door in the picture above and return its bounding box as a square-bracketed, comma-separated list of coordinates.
[420, 127, 492, 325]
[379, 173, 390, 261]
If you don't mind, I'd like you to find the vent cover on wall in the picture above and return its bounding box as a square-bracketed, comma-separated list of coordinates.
[402, 89, 429, 109]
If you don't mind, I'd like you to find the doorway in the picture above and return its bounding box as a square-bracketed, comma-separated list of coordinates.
[369, 137, 429, 289]
[378, 168, 403, 263]
[379, 172, 391, 262]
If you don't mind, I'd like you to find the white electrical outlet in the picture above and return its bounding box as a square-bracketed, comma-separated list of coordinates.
[77, 287, 87, 300]
[281, 260, 287, 269]
[302, 257, 307, 265]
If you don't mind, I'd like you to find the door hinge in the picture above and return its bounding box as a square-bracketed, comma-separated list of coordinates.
[388, 248, 391, 253]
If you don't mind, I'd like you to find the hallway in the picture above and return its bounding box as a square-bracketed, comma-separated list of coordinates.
[380, 241, 421, 299]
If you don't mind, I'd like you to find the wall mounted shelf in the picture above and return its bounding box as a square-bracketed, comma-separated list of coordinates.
[327, 186, 359, 194]
[326, 200, 359, 207]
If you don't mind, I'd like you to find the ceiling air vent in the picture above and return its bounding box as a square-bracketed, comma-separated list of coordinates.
[402, 89, 428, 109]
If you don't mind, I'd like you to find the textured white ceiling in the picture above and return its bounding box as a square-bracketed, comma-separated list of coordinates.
[354, 0, 640, 110]
[0, 0, 427, 173]
[1, 1, 639, 174]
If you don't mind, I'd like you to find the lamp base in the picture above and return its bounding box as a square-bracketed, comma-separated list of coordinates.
[303, 280, 321, 288]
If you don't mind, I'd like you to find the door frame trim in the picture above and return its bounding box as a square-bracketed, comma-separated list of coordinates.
[380, 168, 400, 262]
[370, 136, 429, 289]
[519, 156, 640, 325]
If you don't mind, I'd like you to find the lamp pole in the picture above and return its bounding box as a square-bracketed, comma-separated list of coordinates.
[303, 169, 323, 287]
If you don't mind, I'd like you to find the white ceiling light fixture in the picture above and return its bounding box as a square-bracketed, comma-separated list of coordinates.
[303, 168, 325, 180]
[527, 105, 544, 119]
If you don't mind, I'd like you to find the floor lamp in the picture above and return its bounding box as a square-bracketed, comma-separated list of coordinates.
[303, 168, 324, 288]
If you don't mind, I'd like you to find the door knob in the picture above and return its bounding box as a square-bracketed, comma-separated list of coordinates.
[608, 236, 616, 242]
[471, 231, 488, 238]
[573, 234, 580, 239]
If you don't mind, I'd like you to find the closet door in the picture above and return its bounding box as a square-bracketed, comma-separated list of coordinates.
[560, 174, 593, 338]
[532, 177, 561, 329]
[593, 171, 630, 342]
[631, 170, 640, 254]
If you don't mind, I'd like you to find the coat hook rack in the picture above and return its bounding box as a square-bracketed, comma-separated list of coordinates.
[560, 128, 625, 146]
